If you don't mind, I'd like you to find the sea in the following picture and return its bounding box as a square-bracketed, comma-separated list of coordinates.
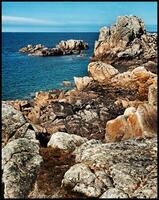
[2, 25, 157, 100]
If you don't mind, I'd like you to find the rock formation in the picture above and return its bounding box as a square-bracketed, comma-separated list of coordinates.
[2, 102, 43, 198]
[92, 15, 157, 71]
[19, 40, 88, 56]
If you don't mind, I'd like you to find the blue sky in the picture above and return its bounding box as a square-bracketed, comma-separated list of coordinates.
[2, 2, 157, 32]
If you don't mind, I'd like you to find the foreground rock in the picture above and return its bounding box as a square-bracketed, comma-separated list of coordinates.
[2, 138, 43, 198]
[62, 137, 157, 198]
[2, 102, 43, 198]
[19, 40, 88, 56]
[2, 101, 37, 147]
[47, 132, 88, 154]
[92, 15, 157, 71]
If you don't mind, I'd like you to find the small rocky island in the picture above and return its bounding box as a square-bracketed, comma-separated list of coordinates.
[19, 39, 89, 56]
[2, 16, 157, 198]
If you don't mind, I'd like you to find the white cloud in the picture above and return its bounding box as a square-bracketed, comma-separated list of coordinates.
[2, 15, 59, 25]
[2, 15, 104, 27]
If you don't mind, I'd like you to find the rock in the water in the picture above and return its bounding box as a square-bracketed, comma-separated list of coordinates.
[2, 138, 43, 198]
[47, 132, 87, 153]
[19, 40, 88, 56]
[56, 39, 88, 51]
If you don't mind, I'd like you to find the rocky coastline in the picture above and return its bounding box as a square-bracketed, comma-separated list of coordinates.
[2, 15, 157, 198]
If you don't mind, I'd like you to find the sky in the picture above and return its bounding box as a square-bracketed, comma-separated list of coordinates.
[2, 1, 158, 32]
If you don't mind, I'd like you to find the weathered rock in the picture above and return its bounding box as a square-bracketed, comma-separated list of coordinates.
[2, 102, 36, 146]
[51, 101, 73, 117]
[57, 39, 88, 51]
[62, 163, 102, 197]
[74, 76, 93, 90]
[63, 137, 157, 198]
[2, 138, 43, 198]
[34, 91, 52, 106]
[148, 83, 157, 105]
[88, 61, 119, 84]
[100, 188, 128, 198]
[47, 132, 87, 153]
[19, 40, 88, 56]
[92, 15, 157, 69]
[105, 103, 157, 142]
[88, 63, 156, 100]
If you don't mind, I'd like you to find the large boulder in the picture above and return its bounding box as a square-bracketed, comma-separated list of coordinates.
[74, 76, 93, 91]
[2, 102, 43, 198]
[92, 15, 157, 69]
[2, 102, 37, 146]
[88, 61, 119, 84]
[105, 103, 157, 142]
[88, 63, 156, 100]
[2, 138, 43, 198]
[47, 132, 87, 154]
[62, 137, 157, 198]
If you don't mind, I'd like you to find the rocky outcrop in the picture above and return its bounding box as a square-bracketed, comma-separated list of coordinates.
[2, 138, 43, 198]
[56, 39, 88, 52]
[2, 102, 43, 198]
[92, 16, 157, 70]
[88, 62, 157, 100]
[19, 40, 88, 56]
[62, 137, 157, 198]
[105, 103, 157, 142]
[2, 101, 37, 147]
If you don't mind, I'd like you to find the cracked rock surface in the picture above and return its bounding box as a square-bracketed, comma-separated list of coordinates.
[2, 138, 43, 198]
[62, 137, 157, 198]
[2, 102, 43, 198]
